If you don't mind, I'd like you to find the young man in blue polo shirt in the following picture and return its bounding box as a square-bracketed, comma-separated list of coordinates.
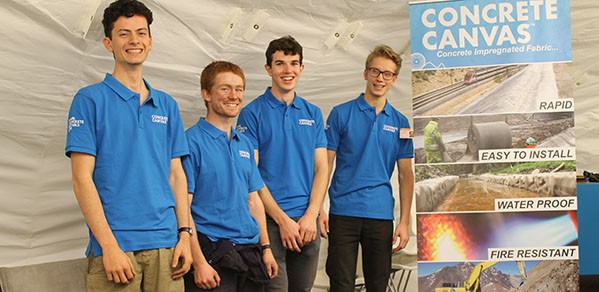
[182, 61, 278, 291]
[65, 0, 192, 290]
[237, 36, 329, 292]
[324, 45, 415, 292]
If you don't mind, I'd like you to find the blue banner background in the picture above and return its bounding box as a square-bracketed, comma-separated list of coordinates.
[410, 0, 572, 70]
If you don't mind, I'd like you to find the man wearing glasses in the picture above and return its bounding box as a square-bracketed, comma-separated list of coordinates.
[323, 45, 414, 291]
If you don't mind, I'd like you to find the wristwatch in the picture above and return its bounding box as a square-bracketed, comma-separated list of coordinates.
[177, 227, 193, 236]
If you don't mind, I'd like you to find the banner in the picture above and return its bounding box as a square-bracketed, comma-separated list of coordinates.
[410, 0, 572, 69]
[409, 0, 577, 291]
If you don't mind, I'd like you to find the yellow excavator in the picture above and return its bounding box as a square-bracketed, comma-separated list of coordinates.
[515, 261, 527, 291]
[435, 261, 527, 292]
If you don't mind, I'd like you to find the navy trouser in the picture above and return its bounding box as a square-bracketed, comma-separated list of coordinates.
[184, 267, 266, 292]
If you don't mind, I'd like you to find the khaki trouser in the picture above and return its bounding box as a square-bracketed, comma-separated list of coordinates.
[86, 248, 183, 292]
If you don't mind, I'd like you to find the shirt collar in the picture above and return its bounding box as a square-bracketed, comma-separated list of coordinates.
[264, 87, 302, 109]
[357, 93, 390, 116]
[103, 73, 157, 107]
[230, 127, 242, 140]
[198, 118, 239, 140]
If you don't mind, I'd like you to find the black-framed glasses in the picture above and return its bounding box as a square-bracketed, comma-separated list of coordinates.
[367, 67, 397, 80]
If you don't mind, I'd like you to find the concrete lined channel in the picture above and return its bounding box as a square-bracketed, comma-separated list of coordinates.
[416, 172, 576, 212]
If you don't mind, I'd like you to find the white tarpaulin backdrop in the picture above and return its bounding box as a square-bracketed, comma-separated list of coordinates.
[0, 0, 597, 269]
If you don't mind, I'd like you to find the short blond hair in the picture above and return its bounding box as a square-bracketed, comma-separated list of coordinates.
[365, 45, 402, 74]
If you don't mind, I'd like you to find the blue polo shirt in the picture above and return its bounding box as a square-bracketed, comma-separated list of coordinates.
[182, 118, 263, 244]
[326, 94, 413, 220]
[65, 73, 189, 256]
[237, 87, 327, 217]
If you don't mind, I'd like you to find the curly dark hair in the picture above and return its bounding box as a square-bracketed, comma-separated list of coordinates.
[265, 35, 303, 67]
[102, 0, 153, 39]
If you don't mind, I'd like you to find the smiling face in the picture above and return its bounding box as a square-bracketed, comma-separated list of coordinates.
[363, 56, 398, 100]
[203, 71, 245, 120]
[265, 50, 304, 99]
[102, 15, 152, 69]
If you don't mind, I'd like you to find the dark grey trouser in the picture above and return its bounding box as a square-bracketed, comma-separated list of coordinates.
[266, 217, 320, 292]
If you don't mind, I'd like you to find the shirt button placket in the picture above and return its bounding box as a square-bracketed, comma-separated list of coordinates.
[371, 109, 377, 132]
[284, 106, 291, 130]
[139, 109, 144, 128]
[137, 95, 144, 129]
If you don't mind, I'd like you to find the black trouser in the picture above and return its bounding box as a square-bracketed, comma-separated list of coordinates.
[326, 214, 393, 292]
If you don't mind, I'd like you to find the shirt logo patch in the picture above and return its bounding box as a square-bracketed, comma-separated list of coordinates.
[383, 124, 398, 133]
[239, 150, 251, 159]
[151, 114, 168, 124]
[299, 119, 315, 126]
[236, 125, 247, 133]
[68, 116, 85, 132]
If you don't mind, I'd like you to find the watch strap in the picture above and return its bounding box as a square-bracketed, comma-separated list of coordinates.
[177, 227, 193, 235]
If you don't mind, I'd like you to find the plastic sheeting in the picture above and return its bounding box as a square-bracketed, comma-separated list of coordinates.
[0, 0, 597, 269]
